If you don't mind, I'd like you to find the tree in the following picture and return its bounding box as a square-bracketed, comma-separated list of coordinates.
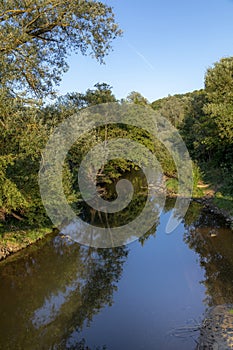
[59, 82, 117, 109]
[83, 82, 117, 106]
[159, 94, 187, 127]
[126, 91, 149, 106]
[0, 0, 122, 224]
[204, 57, 233, 145]
[0, 90, 48, 222]
[179, 90, 211, 160]
[0, 0, 122, 97]
[203, 58, 233, 193]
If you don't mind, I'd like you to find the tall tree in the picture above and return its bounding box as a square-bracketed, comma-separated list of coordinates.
[204, 57, 233, 146]
[0, 0, 121, 223]
[0, 0, 122, 97]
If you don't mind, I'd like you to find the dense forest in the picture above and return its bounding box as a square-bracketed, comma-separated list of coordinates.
[0, 0, 232, 241]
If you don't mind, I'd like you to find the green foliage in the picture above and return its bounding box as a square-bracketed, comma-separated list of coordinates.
[165, 178, 179, 194]
[0, 0, 121, 231]
[159, 95, 187, 127]
[0, 0, 122, 97]
[0, 90, 46, 221]
[204, 57, 233, 151]
[0, 86, 81, 227]
[0, 227, 51, 246]
[151, 93, 193, 127]
[179, 90, 211, 160]
[40, 83, 117, 127]
[151, 98, 164, 110]
[1, 0, 231, 241]
[191, 163, 204, 198]
[214, 193, 233, 217]
[83, 83, 117, 106]
[126, 91, 149, 106]
[152, 78, 232, 198]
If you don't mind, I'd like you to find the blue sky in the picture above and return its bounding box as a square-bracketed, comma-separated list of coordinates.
[58, 0, 233, 102]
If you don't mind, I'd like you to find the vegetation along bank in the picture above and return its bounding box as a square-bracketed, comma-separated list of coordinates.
[0, 1, 232, 260]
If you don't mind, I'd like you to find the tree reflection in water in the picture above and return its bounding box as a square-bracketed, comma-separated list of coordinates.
[0, 168, 162, 349]
[183, 208, 233, 306]
[0, 235, 128, 349]
[183, 206, 233, 349]
[0, 174, 232, 349]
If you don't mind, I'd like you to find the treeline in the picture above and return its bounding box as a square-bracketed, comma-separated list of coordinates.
[0, 1, 232, 231]
[0, 83, 177, 228]
[1, 58, 233, 229]
[151, 57, 233, 200]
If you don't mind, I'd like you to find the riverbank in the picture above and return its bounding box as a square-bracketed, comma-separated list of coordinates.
[0, 227, 53, 261]
[1, 201, 232, 262]
[166, 177, 233, 228]
[192, 196, 233, 228]
[194, 183, 233, 229]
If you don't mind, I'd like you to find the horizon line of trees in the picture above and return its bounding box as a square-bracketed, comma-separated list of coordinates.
[1, 64, 232, 228]
[0, 0, 232, 230]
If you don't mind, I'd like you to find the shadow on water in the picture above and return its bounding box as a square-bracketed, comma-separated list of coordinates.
[0, 170, 232, 349]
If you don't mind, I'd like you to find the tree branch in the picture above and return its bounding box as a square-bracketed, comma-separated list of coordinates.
[11, 212, 24, 221]
[0, 9, 29, 21]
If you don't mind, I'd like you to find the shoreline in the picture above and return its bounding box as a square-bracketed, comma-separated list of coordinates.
[0, 195, 232, 262]
[0, 227, 53, 262]
[192, 195, 233, 228]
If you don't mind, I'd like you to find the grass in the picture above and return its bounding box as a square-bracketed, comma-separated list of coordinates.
[213, 193, 233, 217]
[198, 161, 233, 219]
[0, 226, 53, 259]
[165, 178, 179, 195]
[1, 227, 51, 244]
[164, 162, 232, 229]
[165, 162, 205, 198]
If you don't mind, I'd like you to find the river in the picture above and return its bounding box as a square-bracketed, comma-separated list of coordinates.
[0, 173, 233, 349]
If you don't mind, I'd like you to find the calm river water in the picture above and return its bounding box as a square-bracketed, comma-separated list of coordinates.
[0, 189, 233, 349]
